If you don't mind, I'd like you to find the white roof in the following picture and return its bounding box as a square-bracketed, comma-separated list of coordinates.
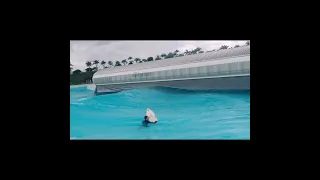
[94, 45, 250, 76]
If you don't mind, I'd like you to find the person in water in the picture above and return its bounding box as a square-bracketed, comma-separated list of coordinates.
[142, 116, 157, 126]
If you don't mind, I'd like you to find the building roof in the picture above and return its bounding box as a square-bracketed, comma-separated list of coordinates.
[94, 45, 250, 76]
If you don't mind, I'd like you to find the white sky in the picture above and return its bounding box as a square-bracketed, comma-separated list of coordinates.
[70, 40, 248, 71]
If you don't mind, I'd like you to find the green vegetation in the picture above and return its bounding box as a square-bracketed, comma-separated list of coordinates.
[70, 41, 250, 85]
[220, 45, 229, 50]
[70, 70, 94, 85]
[115, 61, 122, 66]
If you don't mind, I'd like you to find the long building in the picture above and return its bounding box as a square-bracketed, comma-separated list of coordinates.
[92, 45, 250, 94]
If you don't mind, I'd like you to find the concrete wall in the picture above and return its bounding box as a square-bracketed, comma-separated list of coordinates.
[93, 56, 249, 85]
[87, 84, 96, 91]
[95, 75, 250, 94]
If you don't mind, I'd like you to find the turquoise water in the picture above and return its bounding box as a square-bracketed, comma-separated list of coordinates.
[70, 86, 250, 139]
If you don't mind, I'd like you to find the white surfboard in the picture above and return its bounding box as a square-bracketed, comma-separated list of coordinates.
[146, 108, 158, 123]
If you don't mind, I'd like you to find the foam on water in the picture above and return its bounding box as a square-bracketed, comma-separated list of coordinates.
[70, 86, 250, 139]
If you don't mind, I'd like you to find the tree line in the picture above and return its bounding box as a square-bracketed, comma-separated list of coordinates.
[70, 41, 249, 85]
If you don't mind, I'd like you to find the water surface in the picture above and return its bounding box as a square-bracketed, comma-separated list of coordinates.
[70, 86, 250, 139]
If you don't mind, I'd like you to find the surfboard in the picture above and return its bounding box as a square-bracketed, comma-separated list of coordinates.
[146, 108, 158, 123]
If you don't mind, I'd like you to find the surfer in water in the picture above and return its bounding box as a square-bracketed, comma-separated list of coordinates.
[142, 108, 158, 126]
[142, 115, 157, 126]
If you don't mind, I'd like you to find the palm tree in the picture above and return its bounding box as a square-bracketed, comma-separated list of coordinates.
[147, 57, 153, 61]
[165, 52, 175, 59]
[115, 61, 122, 66]
[246, 41, 250, 45]
[194, 47, 201, 54]
[86, 61, 92, 71]
[219, 45, 229, 50]
[184, 50, 189, 55]
[108, 61, 113, 67]
[134, 58, 141, 63]
[93, 60, 99, 71]
[155, 55, 161, 60]
[86, 61, 92, 68]
[122, 59, 127, 66]
[101, 60, 106, 68]
[128, 57, 133, 61]
[128, 60, 134, 65]
[174, 50, 179, 56]
[161, 53, 166, 59]
[234, 45, 240, 48]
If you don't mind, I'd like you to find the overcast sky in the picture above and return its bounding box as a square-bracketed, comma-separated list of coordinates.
[70, 40, 248, 71]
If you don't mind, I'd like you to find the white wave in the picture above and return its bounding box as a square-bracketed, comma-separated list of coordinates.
[71, 102, 83, 105]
